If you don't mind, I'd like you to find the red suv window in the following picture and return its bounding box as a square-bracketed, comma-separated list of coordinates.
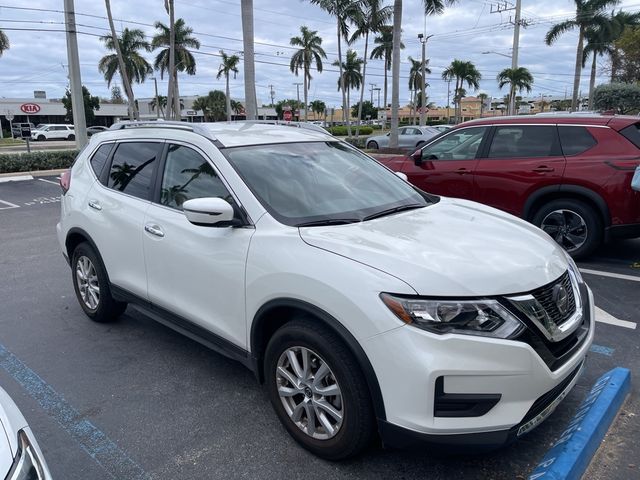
[619, 122, 640, 149]
[558, 126, 597, 156]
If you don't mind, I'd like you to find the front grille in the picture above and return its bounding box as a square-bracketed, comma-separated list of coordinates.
[529, 271, 576, 327]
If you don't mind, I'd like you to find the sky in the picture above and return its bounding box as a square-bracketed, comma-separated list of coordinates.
[0, 0, 638, 109]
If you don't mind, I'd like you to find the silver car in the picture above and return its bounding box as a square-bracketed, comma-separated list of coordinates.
[365, 126, 441, 150]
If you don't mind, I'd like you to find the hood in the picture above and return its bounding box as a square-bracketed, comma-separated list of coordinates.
[299, 197, 567, 297]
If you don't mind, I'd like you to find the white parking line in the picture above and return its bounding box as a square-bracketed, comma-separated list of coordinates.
[595, 306, 637, 330]
[0, 174, 34, 183]
[580, 268, 640, 283]
[0, 199, 20, 210]
[38, 178, 59, 185]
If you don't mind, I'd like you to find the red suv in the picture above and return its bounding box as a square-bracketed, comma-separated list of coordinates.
[375, 115, 640, 258]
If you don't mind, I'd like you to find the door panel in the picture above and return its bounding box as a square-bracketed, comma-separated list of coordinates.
[475, 125, 566, 216]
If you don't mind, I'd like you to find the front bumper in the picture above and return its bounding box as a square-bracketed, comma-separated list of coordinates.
[363, 285, 594, 447]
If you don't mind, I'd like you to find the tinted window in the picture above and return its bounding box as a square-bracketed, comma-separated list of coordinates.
[89, 143, 113, 181]
[558, 126, 597, 155]
[108, 142, 161, 200]
[421, 126, 487, 161]
[620, 123, 640, 149]
[160, 144, 233, 210]
[488, 126, 558, 158]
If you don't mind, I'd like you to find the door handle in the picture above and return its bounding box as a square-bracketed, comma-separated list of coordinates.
[144, 224, 165, 238]
[455, 168, 471, 175]
[87, 200, 102, 211]
[532, 166, 554, 173]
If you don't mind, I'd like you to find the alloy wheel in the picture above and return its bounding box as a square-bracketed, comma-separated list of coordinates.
[540, 209, 588, 252]
[75, 256, 100, 310]
[276, 346, 344, 440]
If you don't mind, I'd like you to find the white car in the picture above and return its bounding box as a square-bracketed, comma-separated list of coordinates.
[57, 121, 593, 460]
[0, 386, 52, 479]
[365, 125, 441, 150]
[31, 124, 75, 141]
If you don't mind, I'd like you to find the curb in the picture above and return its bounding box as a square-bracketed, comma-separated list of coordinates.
[0, 169, 67, 179]
[528, 367, 631, 480]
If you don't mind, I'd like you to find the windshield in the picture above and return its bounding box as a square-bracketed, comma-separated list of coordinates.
[223, 141, 432, 226]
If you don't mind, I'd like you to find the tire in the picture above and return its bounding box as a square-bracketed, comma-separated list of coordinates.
[264, 318, 375, 460]
[71, 242, 127, 322]
[367, 141, 379, 150]
[37, 135, 46, 141]
[532, 198, 603, 259]
[68, 134, 75, 141]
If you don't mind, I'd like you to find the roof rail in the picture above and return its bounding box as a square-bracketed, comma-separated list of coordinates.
[108, 120, 214, 138]
[236, 120, 330, 135]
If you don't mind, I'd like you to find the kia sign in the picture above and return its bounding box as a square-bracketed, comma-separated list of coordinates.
[20, 103, 41, 114]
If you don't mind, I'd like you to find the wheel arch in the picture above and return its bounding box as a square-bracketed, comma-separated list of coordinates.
[523, 185, 610, 227]
[65, 228, 112, 281]
[250, 298, 387, 421]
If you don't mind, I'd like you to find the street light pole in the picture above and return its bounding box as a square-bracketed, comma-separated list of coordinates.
[510, 0, 522, 116]
[152, 77, 160, 120]
[63, 0, 87, 148]
[418, 34, 433, 126]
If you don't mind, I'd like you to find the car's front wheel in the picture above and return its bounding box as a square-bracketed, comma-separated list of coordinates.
[264, 318, 375, 460]
[367, 141, 379, 150]
[532, 199, 603, 259]
[37, 135, 46, 141]
[67, 134, 75, 141]
[71, 242, 127, 322]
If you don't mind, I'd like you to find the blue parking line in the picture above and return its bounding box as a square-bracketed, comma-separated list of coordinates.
[589, 344, 615, 356]
[0, 342, 150, 480]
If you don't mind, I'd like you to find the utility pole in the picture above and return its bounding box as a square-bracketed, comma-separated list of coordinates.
[374, 88, 381, 109]
[370, 83, 377, 104]
[63, 0, 87, 148]
[447, 78, 451, 122]
[153, 77, 160, 120]
[418, 34, 433, 126]
[293, 82, 302, 119]
[269, 84, 275, 107]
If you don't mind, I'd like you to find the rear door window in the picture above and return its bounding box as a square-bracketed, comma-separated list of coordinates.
[89, 143, 114, 181]
[558, 126, 597, 155]
[620, 123, 640, 149]
[107, 142, 162, 200]
[488, 125, 560, 158]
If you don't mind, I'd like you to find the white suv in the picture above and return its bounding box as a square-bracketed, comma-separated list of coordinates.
[31, 124, 75, 141]
[57, 121, 594, 460]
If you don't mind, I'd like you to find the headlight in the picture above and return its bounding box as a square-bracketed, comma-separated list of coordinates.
[380, 293, 524, 338]
[6, 430, 49, 480]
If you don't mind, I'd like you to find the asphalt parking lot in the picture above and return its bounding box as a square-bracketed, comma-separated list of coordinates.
[0, 175, 638, 480]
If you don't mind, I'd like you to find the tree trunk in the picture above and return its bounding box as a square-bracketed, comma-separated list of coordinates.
[304, 67, 309, 122]
[105, 0, 135, 120]
[571, 26, 584, 112]
[588, 53, 597, 110]
[383, 58, 388, 111]
[389, 0, 402, 148]
[226, 74, 232, 121]
[510, 84, 516, 115]
[166, 0, 176, 120]
[355, 30, 369, 139]
[241, 0, 257, 120]
[336, 12, 350, 136]
[174, 70, 181, 120]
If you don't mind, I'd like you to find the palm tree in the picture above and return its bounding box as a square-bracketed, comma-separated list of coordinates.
[192, 91, 227, 122]
[310, 99, 326, 120]
[408, 56, 430, 125]
[149, 95, 167, 117]
[390, 0, 458, 147]
[442, 59, 482, 123]
[310, 0, 360, 135]
[0, 29, 9, 57]
[584, 11, 640, 108]
[152, 18, 200, 120]
[349, 0, 393, 137]
[370, 25, 403, 113]
[99, 29, 151, 121]
[545, 0, 620, 112]
[333, 50, 364, 125]
[496, 67, 533, 115]
[103, 1, 139, 119]
[478, 92, 488, 117]
[217, 50, 241, 122]
[290, 26, 327, 122]
[230, 99, 244, 117]
[241, 0, 257, 120]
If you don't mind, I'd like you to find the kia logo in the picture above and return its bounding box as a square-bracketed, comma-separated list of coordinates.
[20, 103, 41, 114]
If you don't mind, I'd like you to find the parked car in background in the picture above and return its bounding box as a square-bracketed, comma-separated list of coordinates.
[433, 124, 453, 133]
[31, 124, 75, 141]
[0, 386, 52, 479]
[87, 126, 109, 136]
[58, 121, 593, 459]
[366, 125, 441, 150]
[10, 122, 35, 138]
[375, 115, 640, 258]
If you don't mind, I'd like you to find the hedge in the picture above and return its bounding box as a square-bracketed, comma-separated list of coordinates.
[0, 150, 79, 174]
[326, 126, 373, 136]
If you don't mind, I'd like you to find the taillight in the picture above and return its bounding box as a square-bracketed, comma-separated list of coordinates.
[60, 169, 71, 194]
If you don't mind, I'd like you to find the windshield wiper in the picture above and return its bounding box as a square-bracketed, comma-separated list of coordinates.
[362, 204, 425, 221]
[296, 218, 361, 227]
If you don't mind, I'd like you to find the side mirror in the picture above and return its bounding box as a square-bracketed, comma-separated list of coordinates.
[395, 171, 408, 181]
[412, 149, 423, 166]
[183, 197, 235, 226]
